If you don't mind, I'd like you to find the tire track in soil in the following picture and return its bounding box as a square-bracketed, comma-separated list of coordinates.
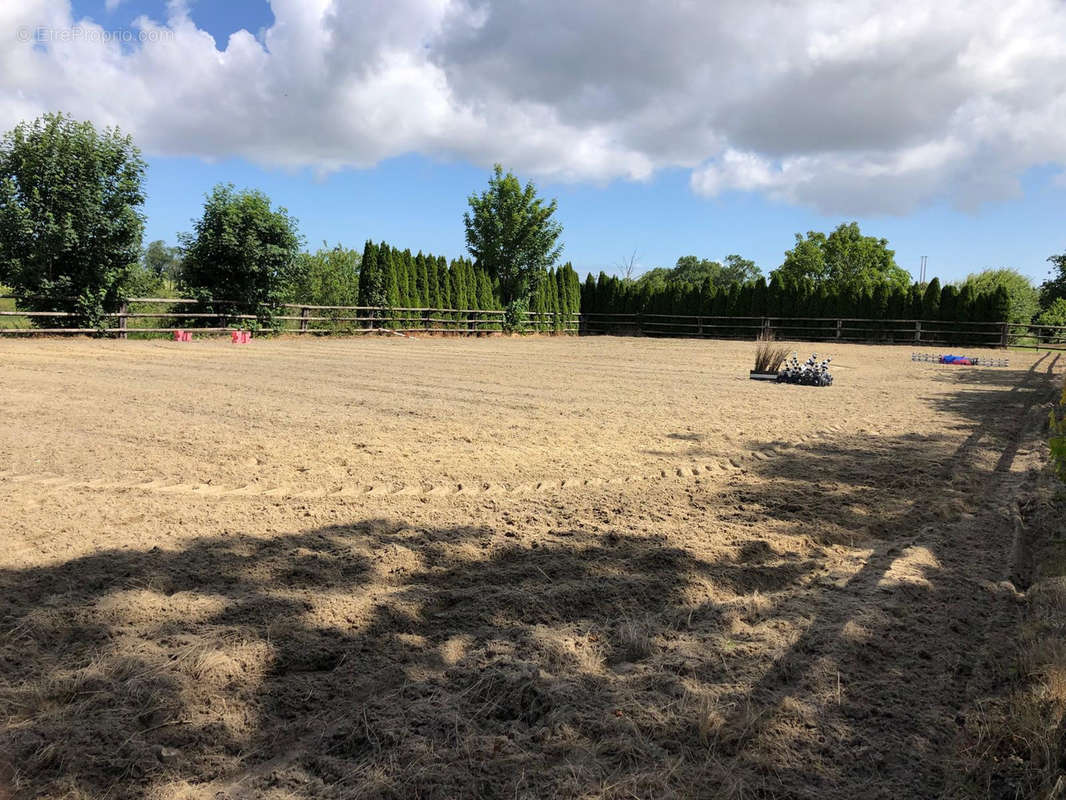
[0, 423, 850, 501]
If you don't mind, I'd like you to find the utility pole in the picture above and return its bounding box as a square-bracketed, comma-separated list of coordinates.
[919, 255, 927, 284]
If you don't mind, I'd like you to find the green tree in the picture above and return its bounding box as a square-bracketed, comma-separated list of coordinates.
[384, 246, 402, 314]
[1036, 297, 1066, 327]
[143, 240, 182, 283]
[414, 252, 429, 306]
[921, 278, 941, 320]
[775, 222, 909, 292]
[669, 256, 722, 286]
[285, 243, 360, 306]
[357, 240, 386, 311]
[0, 112, 146, 328]
[958, 268, 1039, 325]
[635, 254, 761, 293]
[722, 254, 762, 285]
[180, 184, 303, 324]
[1041, 252, 1066, 307]
[939, 284, 959, 321]
[464, 164, 563, 307]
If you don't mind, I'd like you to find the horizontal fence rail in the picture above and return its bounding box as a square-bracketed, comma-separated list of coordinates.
[0, 298, 577, 337]
[579, 312, 1066, 349]
[3, 296, 1066, 349]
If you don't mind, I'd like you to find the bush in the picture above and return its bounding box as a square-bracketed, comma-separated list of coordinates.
[503, 297, 529, 333]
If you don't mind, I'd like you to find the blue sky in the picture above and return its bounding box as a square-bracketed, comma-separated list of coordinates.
[16, 0, 1066, 285]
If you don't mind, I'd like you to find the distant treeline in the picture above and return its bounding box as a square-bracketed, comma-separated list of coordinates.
[580, 272, 1011, 323]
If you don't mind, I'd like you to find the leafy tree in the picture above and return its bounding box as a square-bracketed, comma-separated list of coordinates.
[285, 243, 360, 306]
[0, 112, 146, 328]
[670, 256, 722, 287]
[957, 268, 1039, 325]
[775, 222, 909, 292]
[1036, 297, 1066, 327]
[722, 254, 762, 285]
[143, 240, 182, 282]
[181, 184, 302, 326]
[464, 164, 563, 307]
[1041, 252, 1066, 307]
[636, 254, 761, 293]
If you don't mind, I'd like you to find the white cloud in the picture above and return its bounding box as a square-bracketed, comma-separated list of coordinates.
[2, 0, 1065, 213]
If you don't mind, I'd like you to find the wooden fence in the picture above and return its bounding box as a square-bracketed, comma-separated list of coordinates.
[0, 298, 578, 336]
[4, 297, 1066, 348]
[580, 312, 1066, 349]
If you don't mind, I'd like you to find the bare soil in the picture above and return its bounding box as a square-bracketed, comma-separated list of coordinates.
[0, 336, 1061, 799]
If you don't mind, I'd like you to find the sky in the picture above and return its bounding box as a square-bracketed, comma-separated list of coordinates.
[3, 0, 1065, 285]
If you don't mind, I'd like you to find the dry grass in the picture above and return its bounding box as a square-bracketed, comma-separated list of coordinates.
[950, 473, 1066, 799]
[753, 335, 789, 374]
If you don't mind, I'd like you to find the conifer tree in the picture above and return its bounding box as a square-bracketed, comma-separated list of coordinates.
[939, 284, 959, 321]
[415, 252, 428, 307]
[907, 282, 924, 318]
[383, 247, 401, 327]
[921, 277, 941, 319]
[449, 260, 466, 330]
[437, 258, 451, 323]
[427, 254, 440, 308]
[556, 266, 569, 330]
[545, 268, 559, 330]
[476, 269, 494, 330]
[401, 250, 414, 307]
[357, 240, 386, 317]
[583, 273, 597, 314]
[571, 268, 581, 313]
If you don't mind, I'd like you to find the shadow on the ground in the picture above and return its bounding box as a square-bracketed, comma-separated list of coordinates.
[1, 355, 1061, 800]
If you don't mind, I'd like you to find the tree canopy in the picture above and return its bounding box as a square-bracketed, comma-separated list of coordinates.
[1041, 252, 1066, 307]
[0, 112, 146, 328]
[179, 184, 303, 322]
[143, 240, 182, 283]
[774, 222, 910, 292]
[463, 164, 563, 305]
[634, 254, 762, 292]
[286, 243, 361, 307]
[956, 268, 1039, 325]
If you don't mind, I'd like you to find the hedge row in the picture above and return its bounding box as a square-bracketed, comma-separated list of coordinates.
[581, 272, 1011, 324]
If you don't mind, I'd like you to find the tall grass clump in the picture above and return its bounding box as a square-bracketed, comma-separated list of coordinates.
[753, 332, 789, 374]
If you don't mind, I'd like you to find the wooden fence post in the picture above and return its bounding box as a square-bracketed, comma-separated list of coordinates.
[1000, 322, 1009, 349]
[118, 302, 128, 340]
[299, 306, 309, 333]
[914, 320, 922, 344]
[836, 319, 842, 340]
